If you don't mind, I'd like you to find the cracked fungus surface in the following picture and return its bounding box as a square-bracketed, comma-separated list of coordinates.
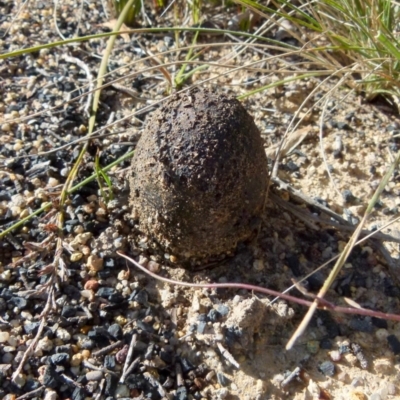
[129, 88, 268, 261]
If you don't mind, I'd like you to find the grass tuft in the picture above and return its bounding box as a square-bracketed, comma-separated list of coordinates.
[235, 0, 400, 104]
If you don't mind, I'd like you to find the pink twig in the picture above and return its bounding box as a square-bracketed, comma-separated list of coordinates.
[117, 251, 400, 323]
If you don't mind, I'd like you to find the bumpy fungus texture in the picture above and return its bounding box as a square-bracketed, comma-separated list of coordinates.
[129, 88, 268, 261]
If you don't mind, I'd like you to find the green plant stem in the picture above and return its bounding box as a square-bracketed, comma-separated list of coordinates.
[0, 202, 52, 239]
[175, 30, 200, 88]
[0, 28, 290, 60]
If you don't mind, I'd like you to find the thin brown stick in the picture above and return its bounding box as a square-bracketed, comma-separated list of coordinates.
[12, 318, 46, 381]
[92, 340, 124, 358]
[15, 386, 45, 400]
[117, 251, 400, 323]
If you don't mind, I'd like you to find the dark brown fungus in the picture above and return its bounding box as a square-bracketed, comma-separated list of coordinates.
[129, 88, 268, 262]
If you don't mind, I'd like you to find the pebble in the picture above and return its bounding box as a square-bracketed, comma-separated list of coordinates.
[13, 373, 26, 388]
[387, 335, 400, 354]
[36, 336, 53, 351]
[55, 327, 71, 341]
[215, 388, 229, 399]
[70, 353, 83, 367]
[50, 352, 70, 365]
[215, 304, 229, 316]
[87, 254, 104, 271]
[319, 361, 335, 377]
[84, 280, 99, 291]
[10, 206, 21, 217]
[306, 379, 320, 399]
[253, 259, 264, 271]
[81, 349, 91, 359]
[115, 384, 130, 398]
[306, 340, 319, 355]
[147, 260, 160, 272]
[86, 370, 103, 381]
[349, 390, 367, 400]
[0, 331, 10, 343]
[60, 167, 70, 177]
[2, 353, 14, 363]
[329, 350, 341, 362]
[191, 294, 201, 313]
[3, 395, 16, 400]
[47, 177, 59, 187]
[7, 336, 18, 347]
[70, 252, 83, 262]
[375, 328, 389, 341]
[76, 232, 92, 244]
[108, 323, 123, 339]
[216, 372, 229, 386]
[43, 390, 57, 400]
[0, 271, 11, 281]
[1, 123, 11, 132]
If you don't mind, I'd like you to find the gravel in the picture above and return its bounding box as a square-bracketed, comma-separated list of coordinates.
[1, 0, 400, 399]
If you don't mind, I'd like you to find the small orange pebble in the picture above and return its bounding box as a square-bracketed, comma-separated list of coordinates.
[349, 390, 367, 400]
[84, 279, 99, 291]
[130, 389, 140, 397]
[80, 325, 92, 335]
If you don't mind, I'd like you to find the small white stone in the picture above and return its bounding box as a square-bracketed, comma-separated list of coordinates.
[47, 177, 59, 187]
[147, 260, 160, 273]
[10, 206, 21, 217]
[43, 390, 57, 400]
[80, 290, 93, 299]
[329, 350, 341, 362]
[191, 294, 201, 312]
[0, 331, 10, 343]
[11, 194, 26, 208]
[37, 337, 53, 352]
[60, 167, 70, 177]
[0, 270, 11, 281]
[138, 256, 148, 266]
[56, 328, 71, 341]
